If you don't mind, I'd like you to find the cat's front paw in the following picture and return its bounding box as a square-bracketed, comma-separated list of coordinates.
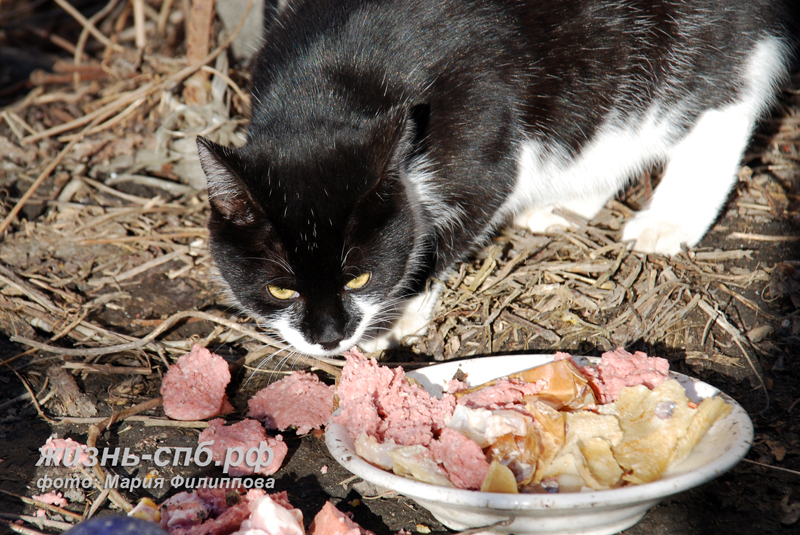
[621, 213, 702, 255]
[514, 207, 573, 233]
[357, 282, 442, 353]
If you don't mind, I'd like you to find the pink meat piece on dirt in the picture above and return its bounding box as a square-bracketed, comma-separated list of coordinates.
[40, 436, 92, 467]
[333, 350, 455, 446]
[580, 347, 670, 404]
[429, 428, 490, 490]
[163, 490, 291, 535]
[161, 344, 235, 421]
[456, 378, 544, 410]
[231, 494, 304, 535]
[198, 419, 287, 477]
[248, 371, 335, 434]
[31, 491, 67, 507]
[309, 501, 375, 535]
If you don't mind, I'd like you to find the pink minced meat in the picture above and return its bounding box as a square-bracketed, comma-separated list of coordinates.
[429, 428, 490, 490]
[40, 436, 92, 467]
[333, 349, 455, 446]
[456, 378, 544, 410]
[309, 502, 375, 535]
[198, 419, 287, 477]
[580, 347, 670, 404]
[31, 492, 68, 507]
[161, 344, 234, 421]
[248, 371, 335, 434]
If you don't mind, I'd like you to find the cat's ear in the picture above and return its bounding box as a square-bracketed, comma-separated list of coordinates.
[197, 137, 265, 226]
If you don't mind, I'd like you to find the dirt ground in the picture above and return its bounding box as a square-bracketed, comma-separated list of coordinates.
[1, 2, 799, 535]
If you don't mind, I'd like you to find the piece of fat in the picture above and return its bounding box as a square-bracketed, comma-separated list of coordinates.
[669, 395, 732, 468]
[447, 405, 529, 448]
[612, 380, 696, 484]
[387, 445, 454, 487]
[354, 432, 399, 470]
[480, 460, 519, 494]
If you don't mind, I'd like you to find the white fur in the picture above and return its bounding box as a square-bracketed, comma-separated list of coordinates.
[510, 38, 789, 255]
[358, 281, 443, 353]
[404, 154, 466, 234]
[273, 297, 382, 357]
[622, 39, 789, 253]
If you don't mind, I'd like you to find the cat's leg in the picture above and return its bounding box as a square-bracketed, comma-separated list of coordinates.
[357, 281, 443, 353]
[515, 193, 612, 233]
[621, 106, 756, 254]
[623, 39, 786, 255]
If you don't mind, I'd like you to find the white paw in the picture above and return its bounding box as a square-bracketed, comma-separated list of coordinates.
[621, 213, 701, 255]
[357, 282, 442, 353]
[514, 207, 573, 233]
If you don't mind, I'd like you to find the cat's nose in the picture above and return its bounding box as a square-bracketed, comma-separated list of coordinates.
[319, 339, 343, 351]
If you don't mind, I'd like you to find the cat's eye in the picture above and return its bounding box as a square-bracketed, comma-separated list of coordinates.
[267, 285, 299, 300]
[345, 272, 370, 290]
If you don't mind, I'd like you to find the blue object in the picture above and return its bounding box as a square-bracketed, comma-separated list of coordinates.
[64, 516, 168, 535]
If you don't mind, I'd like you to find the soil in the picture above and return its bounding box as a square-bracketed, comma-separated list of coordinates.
[1, 2, 799, 535]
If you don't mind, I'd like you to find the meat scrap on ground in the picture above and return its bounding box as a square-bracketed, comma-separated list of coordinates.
[39, 436, 92, 467]
[248, 371, 335, 434]
[31, 491, 68, 507]
[309, 501, 375, 535]
[161, 344, 235, 421]
[198, 419, 287, 477]
[158, 489, 300, 535]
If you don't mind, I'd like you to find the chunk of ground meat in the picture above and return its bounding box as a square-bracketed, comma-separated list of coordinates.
[580, 347, 670, 404]
[429, 428, 490, 490]
[197, 419, 287, 477]
[456, 378, 544, 410]
[248, 371, 334, 434]
[333, 350, 455, 446]
[31, 492, 67, 507]
[39, 436, 91, 467]
[309, 501, 375, 535]
[161, 344, 234, 421]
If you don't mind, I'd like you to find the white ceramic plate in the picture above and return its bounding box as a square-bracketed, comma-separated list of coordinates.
[326, 354, 753, 535]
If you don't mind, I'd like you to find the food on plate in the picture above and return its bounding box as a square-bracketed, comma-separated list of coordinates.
[160, 344, 234, 420]
[197, 419, 288, 477]
[334, 350, 455, 446]
[335, 348, 732, 493]
[578, 347, 669, 404]
[249, 371, 335, 434]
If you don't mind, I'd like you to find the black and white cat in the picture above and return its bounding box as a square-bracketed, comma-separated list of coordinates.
[197, 0, 796, 357]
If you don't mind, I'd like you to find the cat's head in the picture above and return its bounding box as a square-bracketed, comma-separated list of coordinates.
[197, 109, 426, 356]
